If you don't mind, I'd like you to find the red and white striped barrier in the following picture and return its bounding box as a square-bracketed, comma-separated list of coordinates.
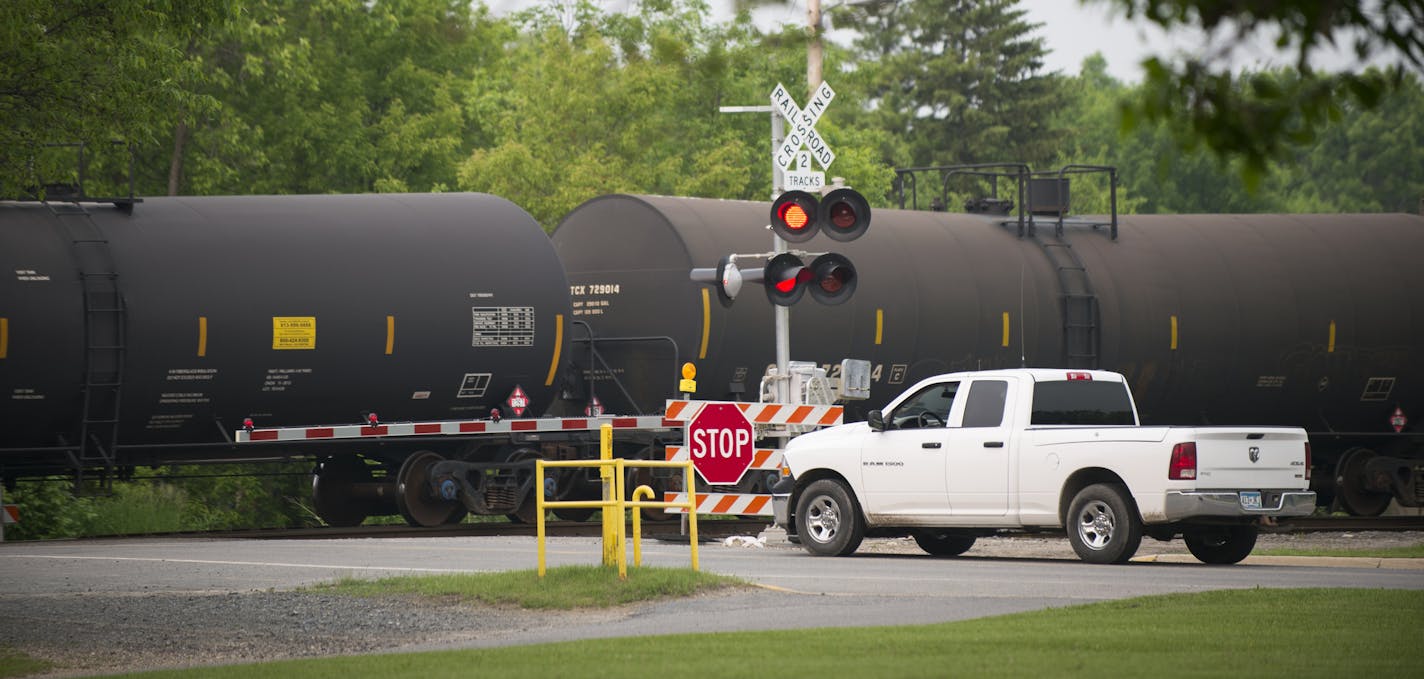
[664, 445, 783, 471]
[663, 400, 843, 427]
[662, 492, 773, 516]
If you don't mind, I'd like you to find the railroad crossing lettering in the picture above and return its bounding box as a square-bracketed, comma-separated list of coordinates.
[770, 82, 837, 173]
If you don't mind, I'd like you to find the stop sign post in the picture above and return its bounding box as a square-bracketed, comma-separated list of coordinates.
[686, 403, 755, 485]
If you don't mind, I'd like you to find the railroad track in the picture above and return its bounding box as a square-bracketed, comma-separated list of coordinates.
[1268, 515, 1424, 533]
[179, 517, 773, 541]
[167, 515, 1424, 542]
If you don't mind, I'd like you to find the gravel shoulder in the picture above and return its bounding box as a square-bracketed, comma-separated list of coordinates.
[4, 531, 1420, 678]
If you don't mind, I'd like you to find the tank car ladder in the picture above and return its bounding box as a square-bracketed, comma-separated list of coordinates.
[47, 201, 126, 490]
[1032, 232, 1100, 370]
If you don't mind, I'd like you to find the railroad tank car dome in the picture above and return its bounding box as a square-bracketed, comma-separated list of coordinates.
[0, 193, 570, 462]
[554, 194, 1424, 436]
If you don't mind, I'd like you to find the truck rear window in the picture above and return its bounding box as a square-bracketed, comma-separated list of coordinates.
[1031, 381, 1136, 426]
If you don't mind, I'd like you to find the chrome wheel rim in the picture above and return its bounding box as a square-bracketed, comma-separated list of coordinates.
[1076, 499, 1115, 550]
[805, 494, 841, 543]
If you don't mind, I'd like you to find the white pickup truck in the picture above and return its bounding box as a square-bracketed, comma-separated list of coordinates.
[771, 369, 1315, 564]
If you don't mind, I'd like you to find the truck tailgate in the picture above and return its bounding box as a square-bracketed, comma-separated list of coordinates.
[1192, 428, 1308, 489]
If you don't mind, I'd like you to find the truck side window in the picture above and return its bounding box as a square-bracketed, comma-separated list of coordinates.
[961, 380, 1008, 427]
[890, 382, 958, 429]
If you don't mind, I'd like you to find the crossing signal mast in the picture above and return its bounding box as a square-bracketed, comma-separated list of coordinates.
[696, 80, 873, 406]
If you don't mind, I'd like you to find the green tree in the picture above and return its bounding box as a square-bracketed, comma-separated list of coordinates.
[0, 0, 232, 196]
[1268, 70, 1424, 213]
[832, 0, 1068, 170]
[156, 0, 511, 195]
[456, 0, 891, 230]
[1054, 55, 1424, 214]
[1092, 0, 1424, 187]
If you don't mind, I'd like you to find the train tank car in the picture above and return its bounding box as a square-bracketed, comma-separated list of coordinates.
[1, 194, 570, 484]
[551, 194, 1424, 515]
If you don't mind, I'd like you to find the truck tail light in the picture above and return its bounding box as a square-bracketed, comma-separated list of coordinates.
[1168, 442, 1197, 480]
[1303, 442, 1312, 481]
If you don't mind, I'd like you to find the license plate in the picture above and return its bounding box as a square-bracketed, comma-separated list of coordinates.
[1240, 491, 1263, 510]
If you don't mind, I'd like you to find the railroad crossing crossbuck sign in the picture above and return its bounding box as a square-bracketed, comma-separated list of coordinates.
[686, 402, 755, 485]
[771, 81, 836, 191]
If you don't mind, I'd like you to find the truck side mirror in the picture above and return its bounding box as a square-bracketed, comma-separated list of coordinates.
[868, 410, 886, 431]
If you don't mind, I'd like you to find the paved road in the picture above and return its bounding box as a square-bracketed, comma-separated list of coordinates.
[3, 535, 1420, 649]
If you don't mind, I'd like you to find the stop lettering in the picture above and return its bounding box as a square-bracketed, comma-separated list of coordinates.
[686, 403, 755, 485]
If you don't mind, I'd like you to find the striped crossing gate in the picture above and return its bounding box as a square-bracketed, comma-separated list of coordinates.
[661, 399, 843, 516]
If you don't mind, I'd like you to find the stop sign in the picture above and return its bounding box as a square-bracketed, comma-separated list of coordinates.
[686, 403, 755, 485]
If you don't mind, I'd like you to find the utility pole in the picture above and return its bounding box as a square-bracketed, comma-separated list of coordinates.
[807, 0, 823, 93]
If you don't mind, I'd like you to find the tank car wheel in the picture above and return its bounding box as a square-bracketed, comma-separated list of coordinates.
[500, 448, 546, 524]
[1066, 483, 1142, 564]
[312, 456, 373, 527]
[912, 530, 977, 556]
[794, 479, 865, 556]
[396, 451, 465, 528]
[1183, 525, 1258, 564]
[1335, 448, 1392, 517]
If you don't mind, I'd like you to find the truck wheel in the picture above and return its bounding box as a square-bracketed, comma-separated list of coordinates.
[912, 530, 976, 556]
[795, 479, 864, 556]
[1183, 525, 1258, 564]
[1066, 483, 1142, 564]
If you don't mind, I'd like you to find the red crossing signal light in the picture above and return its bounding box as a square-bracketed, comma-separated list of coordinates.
[763, 253, 812, 306]
[770, 190, 820, 243]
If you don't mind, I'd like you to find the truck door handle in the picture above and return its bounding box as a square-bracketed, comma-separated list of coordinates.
[922, 442, 942, 449]
[983, 441, 1004, 448]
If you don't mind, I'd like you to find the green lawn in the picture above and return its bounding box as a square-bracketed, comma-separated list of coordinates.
[4, 587, 1406, 679]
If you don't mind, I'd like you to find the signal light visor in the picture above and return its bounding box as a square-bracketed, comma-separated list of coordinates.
[764, 253, 809, 306]
[819, 187, 871, 242]
[807, 253, 857, 305]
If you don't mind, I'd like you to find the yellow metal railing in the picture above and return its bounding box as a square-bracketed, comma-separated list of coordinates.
[535, 424, 699, 578]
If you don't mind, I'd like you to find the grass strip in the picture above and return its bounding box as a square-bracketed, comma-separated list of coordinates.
[1255, 543, 1424, 558]
[0, 647, 51, 679]
[307, 565, 746, 609]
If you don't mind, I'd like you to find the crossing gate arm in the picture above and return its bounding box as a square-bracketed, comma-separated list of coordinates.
[236, 414, 678, 443]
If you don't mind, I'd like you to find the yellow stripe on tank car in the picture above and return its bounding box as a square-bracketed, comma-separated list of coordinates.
[545, 313, 564, 386]
[1328, 321, 1336, 353]
[0, 317, 8, 359]
[1001, 312, 1011, 348]
[197, 316, 207, 357]
[385, 315, 395, 355]
[699, 288, 710, 360]
[1170, 315, 1179, 351]
[875, 309, 884, 345]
